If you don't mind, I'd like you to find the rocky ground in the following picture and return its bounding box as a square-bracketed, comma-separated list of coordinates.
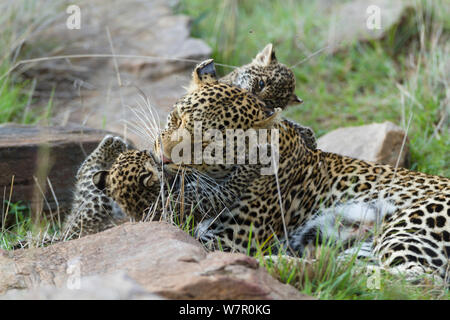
[0, 222, 313, 300]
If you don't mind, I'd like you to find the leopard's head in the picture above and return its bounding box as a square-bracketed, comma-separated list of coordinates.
[93, 150, 161, 220]
[226, 43, 302, 109]
[155, 59, 282, 178]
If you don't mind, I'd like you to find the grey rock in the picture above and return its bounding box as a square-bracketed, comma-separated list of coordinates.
[317, 121, 410, 167]
[327, 0, 414, 53]
[22, 0, 212, 148]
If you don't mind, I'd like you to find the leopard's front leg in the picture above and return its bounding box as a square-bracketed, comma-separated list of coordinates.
[186, 162, 268, 252]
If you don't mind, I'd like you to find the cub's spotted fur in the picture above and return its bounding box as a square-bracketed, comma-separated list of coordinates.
[65, 45, 317, 239]
[92, 150, 162, 221]
[62, 135, 129, 238]
[220, 43, 316, 150]
[220, 43, 302, 109]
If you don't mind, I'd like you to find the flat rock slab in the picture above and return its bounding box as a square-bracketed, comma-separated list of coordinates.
[0, 124, 113, 220]
[317, 121, 410, 167]
[0, 222, 311, 300]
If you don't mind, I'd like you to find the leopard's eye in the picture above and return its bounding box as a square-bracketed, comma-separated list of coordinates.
[258, 79, 265, 90]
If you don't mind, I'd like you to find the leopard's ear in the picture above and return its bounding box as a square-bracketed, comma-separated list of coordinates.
[139, 171, 155, 188]
[188, 59, 218, 92]
[92, 170, 108, 191]
[254, 107, 282, 129]
[253, 43, 277, 66]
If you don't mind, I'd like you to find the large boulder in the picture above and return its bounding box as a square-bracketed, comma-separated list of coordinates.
[317, 121, 410, 167]
[0, 222, 312, 300]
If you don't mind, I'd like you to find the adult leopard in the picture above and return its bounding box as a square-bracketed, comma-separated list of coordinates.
[155, 59, 450, 281]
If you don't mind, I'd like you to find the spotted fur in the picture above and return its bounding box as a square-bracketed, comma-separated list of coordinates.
[62, 135, 129, 238]
[220, 43, 316, 150]
[63, 46, 314, 239]
[156, 59, 450, 281]
[220, 43, 302, 109]
[92, 150, 162, 221]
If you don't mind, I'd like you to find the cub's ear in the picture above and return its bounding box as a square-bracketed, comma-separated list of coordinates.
[139, 171, 155, 188]
[253, 43, 277, 66]
[92, 170, 108, 191]
[288, 93, 303, 105]
[188, 59, 218, 92]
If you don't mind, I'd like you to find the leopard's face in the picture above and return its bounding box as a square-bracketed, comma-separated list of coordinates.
[93, 150, 161, 220]
[221, 43, 301, 109]
[155, 59, 281, 179]
[229, 61, 297, 109]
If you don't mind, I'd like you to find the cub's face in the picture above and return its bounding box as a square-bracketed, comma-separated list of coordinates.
[93, 150, 161, 219]
[224, 43, 302, 109]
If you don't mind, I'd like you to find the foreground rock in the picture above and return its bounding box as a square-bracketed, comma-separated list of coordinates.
[0, 222, 311, 300]
[1, 272, 162, 300]
[0, 124, 115, 223]
[317, 121, 410, 167]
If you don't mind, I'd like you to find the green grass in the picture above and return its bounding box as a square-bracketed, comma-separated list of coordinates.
[0, 200, 61, 250]
[1, 201, 31, 250]
[0, 0, 61, 125]
[0, 64, 29, 123]
[258, 244, 450, 300]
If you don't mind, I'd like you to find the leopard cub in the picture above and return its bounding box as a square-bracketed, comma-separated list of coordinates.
[92, 149, 162, 221]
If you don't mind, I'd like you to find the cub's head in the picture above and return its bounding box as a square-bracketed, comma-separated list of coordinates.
[155, 59, 282, 178]
[225, 43, 302, 109]
[93, 150, 161, 220]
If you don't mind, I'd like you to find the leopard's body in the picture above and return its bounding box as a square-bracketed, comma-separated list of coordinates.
[64, 45, 317, 239]
[154, 59, 450, 281]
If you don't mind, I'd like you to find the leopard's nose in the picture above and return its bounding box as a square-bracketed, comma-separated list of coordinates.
[162, 155, 173, 164]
